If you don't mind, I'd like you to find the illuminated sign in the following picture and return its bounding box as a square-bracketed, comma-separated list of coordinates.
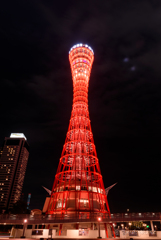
[10, 133, 27, 140]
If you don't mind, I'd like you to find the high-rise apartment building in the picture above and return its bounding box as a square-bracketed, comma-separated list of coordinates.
[0, 133, 29, 210]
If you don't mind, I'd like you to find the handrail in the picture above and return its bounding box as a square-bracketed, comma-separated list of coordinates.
[0, 212, 161, 224]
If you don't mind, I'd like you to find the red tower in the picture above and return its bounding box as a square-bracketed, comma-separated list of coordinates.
[47, 44, 111, 219]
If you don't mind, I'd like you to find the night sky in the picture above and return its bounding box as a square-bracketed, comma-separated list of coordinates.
[0, 0, 161, 213]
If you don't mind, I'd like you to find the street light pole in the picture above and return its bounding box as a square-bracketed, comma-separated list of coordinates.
[97, 217, 102, 239]
[21, 219, 27, 238]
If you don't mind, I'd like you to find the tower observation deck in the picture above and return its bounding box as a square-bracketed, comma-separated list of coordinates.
[47, 44, 111, 219]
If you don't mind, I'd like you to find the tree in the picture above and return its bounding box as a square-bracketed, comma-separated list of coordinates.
[129, 221, 144, 230]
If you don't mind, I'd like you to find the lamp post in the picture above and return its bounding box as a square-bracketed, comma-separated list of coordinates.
[143, 223, 147, 230]
[121, 224, 124, 229]
[21, 219, 27, 238]
[128, 222, 132, 229]
[97, 217, 102, 239]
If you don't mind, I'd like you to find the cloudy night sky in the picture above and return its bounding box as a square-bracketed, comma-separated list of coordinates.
[0, 0, 161, 212]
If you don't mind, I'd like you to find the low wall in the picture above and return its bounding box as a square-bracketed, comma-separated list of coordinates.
[12, 228, 161, 239]
[65, 230, 105, 239]
[11, 229, 106, 238]
[120, 230, 161, 239]
[11, 229, 55, 238]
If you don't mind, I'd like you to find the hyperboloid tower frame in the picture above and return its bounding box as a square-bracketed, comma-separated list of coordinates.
[47, 44, 111, 221]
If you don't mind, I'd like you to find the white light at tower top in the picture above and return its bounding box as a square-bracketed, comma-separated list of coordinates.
[69, 43, 94, 54]
[10, 133, 27, 140]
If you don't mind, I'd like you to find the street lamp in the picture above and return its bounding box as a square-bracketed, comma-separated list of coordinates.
[143, 223, 147, 229]
[97, 217, 102, 239]
[21, 219, 27, 238]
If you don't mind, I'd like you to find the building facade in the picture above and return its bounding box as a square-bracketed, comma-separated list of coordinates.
[0, 133, 29, 210]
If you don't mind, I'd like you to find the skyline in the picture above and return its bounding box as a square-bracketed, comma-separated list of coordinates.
[0, 0, 161, 212]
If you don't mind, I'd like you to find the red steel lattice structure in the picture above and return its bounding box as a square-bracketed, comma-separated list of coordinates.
[47, 44, 111, 218]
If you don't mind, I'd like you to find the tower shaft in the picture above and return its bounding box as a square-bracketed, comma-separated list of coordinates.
[47, 44, 110, 218]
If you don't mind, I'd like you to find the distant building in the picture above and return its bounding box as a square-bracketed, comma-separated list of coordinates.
[0, 133, 29, 210]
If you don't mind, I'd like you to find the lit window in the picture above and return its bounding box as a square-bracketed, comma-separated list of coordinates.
[57, 199, 65, 208]
[79, 199, 89, 207]
[92, 187, 97, 192]
[98, 188, 101, 193]
[76, 186, 80, 191]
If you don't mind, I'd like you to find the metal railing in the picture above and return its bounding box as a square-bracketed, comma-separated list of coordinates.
[111, 212, 161, 221]
[0, 212, 161, 224]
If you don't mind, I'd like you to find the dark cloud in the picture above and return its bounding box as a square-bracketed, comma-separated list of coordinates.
[0, 0, 161, 211]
